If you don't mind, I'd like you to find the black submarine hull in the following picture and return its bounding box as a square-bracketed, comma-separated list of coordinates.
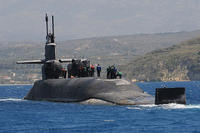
[24, 78, 154, 105]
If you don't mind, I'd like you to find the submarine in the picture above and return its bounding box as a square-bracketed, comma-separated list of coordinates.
[17, 14, 186, 105]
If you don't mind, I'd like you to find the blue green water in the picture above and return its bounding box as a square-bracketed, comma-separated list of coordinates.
[0, 81, 200, 133]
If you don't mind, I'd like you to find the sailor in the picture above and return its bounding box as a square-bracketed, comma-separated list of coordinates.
[71, 59, 76, 77]
[110, 65, 116, 79]
[117, 71, 122, 79]
[46, 33, 52, 44]
[90, 64, 95, 77]
[78, 65, 83, 77]
[107, 66, 111, 79]
[61, 68, 67, 78]
[96, 64, 101, 77]
[82, 66, 87, 77]
[114, 67, 117, 79]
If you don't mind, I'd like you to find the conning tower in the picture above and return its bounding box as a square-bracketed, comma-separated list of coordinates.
[45, 14, 56, 60]
[17, 14, 72, 80]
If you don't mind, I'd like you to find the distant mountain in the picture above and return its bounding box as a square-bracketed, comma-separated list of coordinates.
[121, 37, 200, 82]
[2, 30, 200, 63]
[1, 30, 200, 83]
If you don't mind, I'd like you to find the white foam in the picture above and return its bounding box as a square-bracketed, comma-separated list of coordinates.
[127, 107, 142, 110]
[0, 98, 23, 102]
[161, 103, 200, 109]
[127, 104, 200, 110]
[139, 104, 157, 108]
[0, 84, 32, 86]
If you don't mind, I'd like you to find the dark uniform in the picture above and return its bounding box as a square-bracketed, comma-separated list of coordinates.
[107, 66, 111, 79]
[96, 64, 101, 77]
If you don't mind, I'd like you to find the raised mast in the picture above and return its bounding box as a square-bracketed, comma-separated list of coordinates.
[45, 14, 56, 60]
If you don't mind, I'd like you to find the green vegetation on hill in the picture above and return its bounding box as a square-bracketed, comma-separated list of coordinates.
[121, 37, 200, 81]
[1, 30, 200, 84]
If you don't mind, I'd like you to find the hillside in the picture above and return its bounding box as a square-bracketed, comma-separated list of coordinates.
[1, 30, 200, 84]
[121, 37, 200, 82]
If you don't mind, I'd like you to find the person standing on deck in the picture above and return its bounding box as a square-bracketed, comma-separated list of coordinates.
[96, 64, 101, 77]
[90, 64, 95, 77]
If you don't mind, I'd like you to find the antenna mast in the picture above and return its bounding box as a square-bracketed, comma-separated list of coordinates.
[45, 14, 49, 37]
[52, 15, 55, 43]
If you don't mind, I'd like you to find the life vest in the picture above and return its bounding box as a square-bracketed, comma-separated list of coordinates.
[91, 65, 95, 69]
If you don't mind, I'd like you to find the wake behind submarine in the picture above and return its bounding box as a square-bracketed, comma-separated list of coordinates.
[17, 14, 186, 105]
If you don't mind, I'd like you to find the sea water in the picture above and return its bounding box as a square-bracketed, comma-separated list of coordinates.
[0, 81, 200, 133]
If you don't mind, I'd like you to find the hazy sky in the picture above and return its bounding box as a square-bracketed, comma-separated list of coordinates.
[1, 0, 200, 41]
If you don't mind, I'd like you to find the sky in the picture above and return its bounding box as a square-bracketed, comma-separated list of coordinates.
[0, 0, 200, 42]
